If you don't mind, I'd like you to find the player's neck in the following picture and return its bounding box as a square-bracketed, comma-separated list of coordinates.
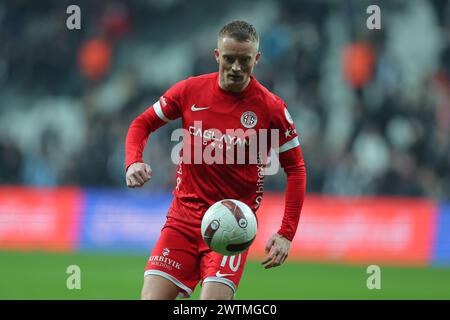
[218, 77, 251, 93]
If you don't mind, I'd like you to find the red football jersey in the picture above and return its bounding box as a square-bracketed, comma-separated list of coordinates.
[127, 72, 300, 226]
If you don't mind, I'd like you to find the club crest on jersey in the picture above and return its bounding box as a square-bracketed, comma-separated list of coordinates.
[241, 111, 258, 128]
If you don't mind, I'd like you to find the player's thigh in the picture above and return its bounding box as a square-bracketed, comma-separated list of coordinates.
[141, 275, 179, 300]
[144, 224, 200, 298]
[200, 281, 234, 300]
[200, 250, 250, 298]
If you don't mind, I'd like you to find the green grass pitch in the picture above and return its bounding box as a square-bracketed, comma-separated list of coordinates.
[0, 251, 449, 299]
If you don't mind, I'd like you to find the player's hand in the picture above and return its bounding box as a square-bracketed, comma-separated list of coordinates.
[126, 162, 152, 188]
[261, 233, 291, 269]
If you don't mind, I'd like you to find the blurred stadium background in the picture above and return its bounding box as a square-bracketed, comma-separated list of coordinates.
[0, 0, 449, 299]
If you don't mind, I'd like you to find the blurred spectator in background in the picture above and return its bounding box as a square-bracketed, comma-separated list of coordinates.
[0, 133, 23, 184]
[78, 38, 112, 81]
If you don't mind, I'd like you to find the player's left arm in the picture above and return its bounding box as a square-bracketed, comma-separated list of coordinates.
[261, 146, 306, 269]
[262, 102, 307, 269]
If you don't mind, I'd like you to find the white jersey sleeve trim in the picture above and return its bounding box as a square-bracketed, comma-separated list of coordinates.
[153, 100, 169, 122]
[278, 137, 300, 154]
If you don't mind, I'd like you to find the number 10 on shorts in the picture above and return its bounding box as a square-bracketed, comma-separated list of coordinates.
[221, 254, 242, 272]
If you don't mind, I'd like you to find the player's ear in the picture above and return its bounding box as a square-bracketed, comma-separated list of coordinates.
[254, 51, 261, 66]
[214, 48, 220, 64]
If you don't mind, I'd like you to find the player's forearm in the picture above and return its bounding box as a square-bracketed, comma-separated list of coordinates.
[277, 146, 307, 241]
[125, 107, 166, 170]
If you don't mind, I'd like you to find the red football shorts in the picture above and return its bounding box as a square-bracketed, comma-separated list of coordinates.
[144, 216, 249, 298]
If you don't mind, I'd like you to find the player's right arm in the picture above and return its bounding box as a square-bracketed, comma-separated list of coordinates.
[125, 80, 186, 188]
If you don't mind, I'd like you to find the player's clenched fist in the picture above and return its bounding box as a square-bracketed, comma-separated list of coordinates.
[126, 162, 152, 188]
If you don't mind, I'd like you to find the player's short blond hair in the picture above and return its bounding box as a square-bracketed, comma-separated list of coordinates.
[218, 20, 259, 49]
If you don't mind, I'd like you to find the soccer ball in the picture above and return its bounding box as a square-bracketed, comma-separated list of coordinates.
[201, 199, 257, 256]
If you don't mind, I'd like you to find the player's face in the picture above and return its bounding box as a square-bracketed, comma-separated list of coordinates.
[215, 36, 260, 93]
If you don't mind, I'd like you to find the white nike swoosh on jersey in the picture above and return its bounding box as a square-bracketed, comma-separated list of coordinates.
[191, 104, 209, 111]
[216, 271, 235, 278]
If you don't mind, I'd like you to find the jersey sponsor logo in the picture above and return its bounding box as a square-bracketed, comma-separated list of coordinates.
[254, 152, 265, 210]
[162, 248, 170, 256]
[148, 254, 182, 270]
[216, 271, 235, 278]
[191, 104, 210, 112]
[241, 111, 258, 128]
[169, 121, 281, 175]
[188, 125, 250, 147]
[284, 108, 294, 124]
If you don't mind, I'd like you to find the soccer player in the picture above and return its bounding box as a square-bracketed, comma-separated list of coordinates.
[125, 20, 306, 300]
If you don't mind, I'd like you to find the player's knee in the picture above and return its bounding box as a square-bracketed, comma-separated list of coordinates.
[141, 286, 161, 300]
[204, 292, 234, 300]
[141, 286, 179, 300]
[202, 290, 234, 300]
[141, 288, 154, 300]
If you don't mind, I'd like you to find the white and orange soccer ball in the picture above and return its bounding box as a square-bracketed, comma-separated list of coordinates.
[201, 199, 257, 256]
